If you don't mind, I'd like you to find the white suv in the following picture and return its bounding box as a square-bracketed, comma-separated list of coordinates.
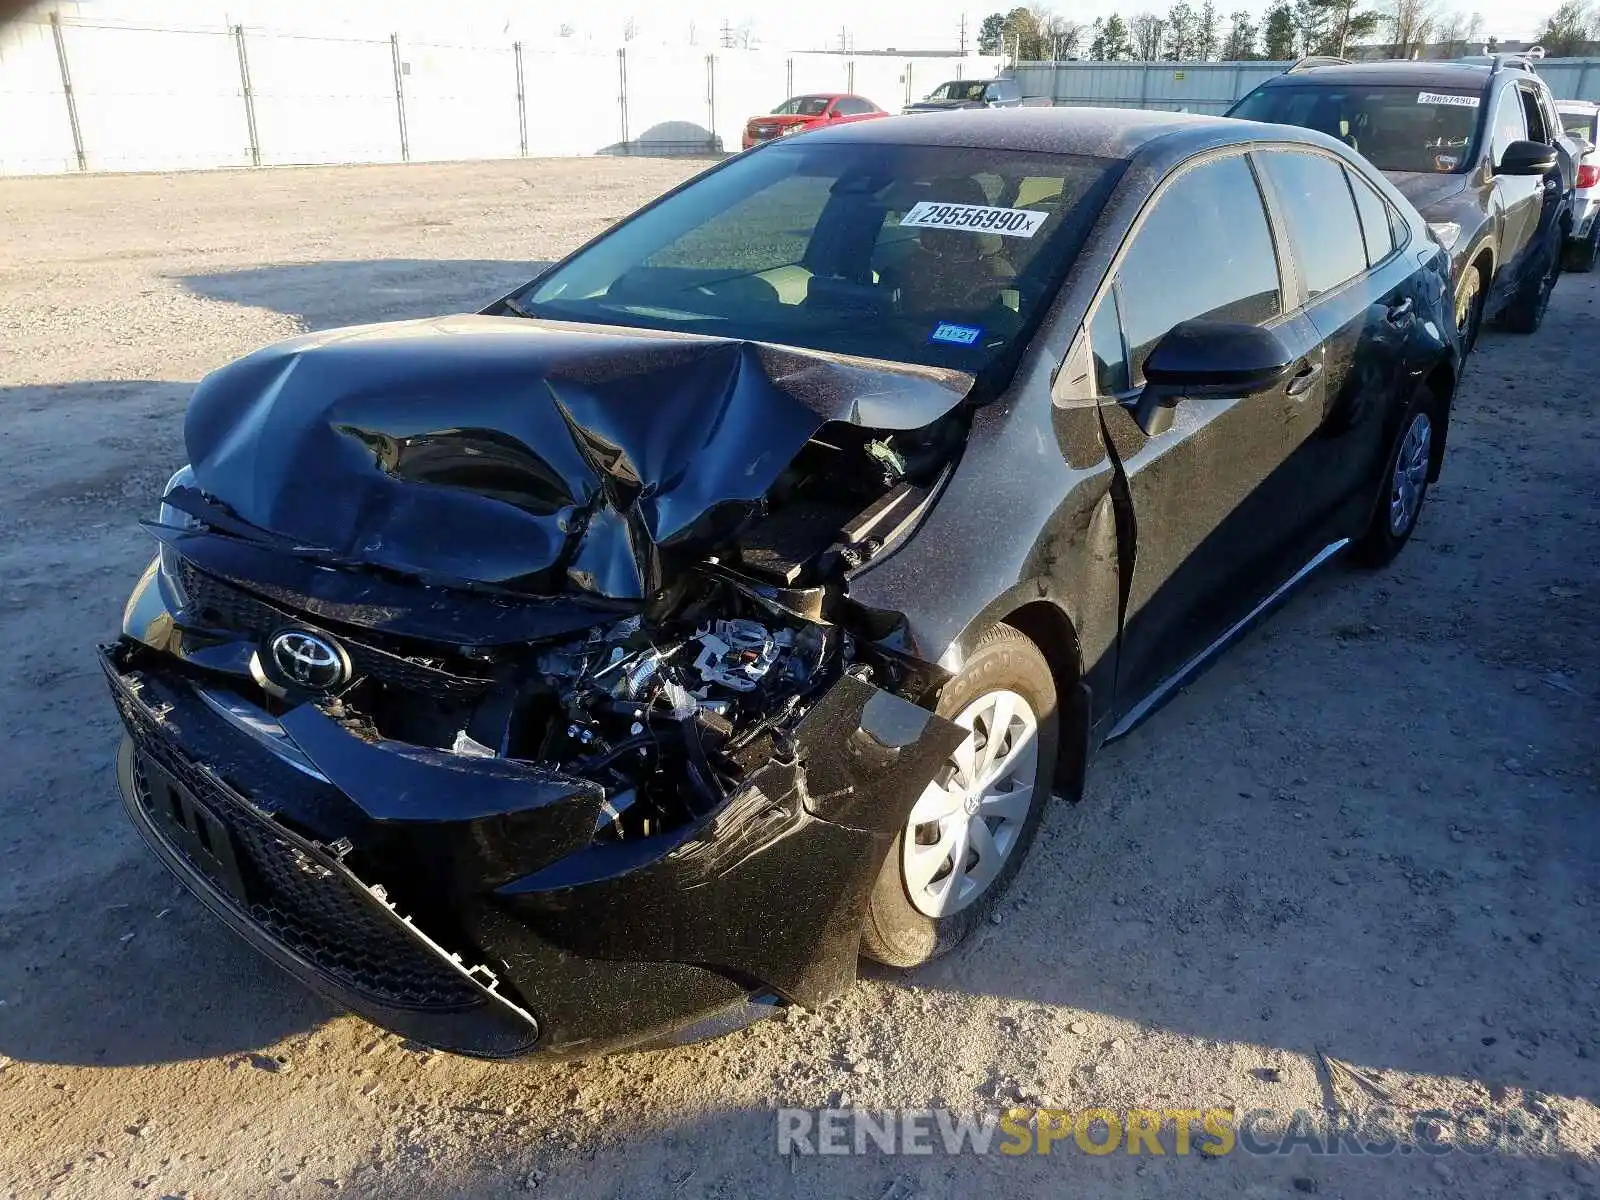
[1558, 100, 1599, 271]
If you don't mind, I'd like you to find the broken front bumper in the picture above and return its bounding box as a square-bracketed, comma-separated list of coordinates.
[102, 622, 960, 1058]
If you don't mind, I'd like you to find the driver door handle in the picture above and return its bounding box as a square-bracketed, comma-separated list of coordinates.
[1285, 359, 1323, 398]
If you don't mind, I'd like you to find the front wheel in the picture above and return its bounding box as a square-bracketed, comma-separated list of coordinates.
[1454, 264, 1486, 357]
[860, 624, 1058, 968]
[1355, 389, 1436, 567]
[1500, 237, 1562, 333]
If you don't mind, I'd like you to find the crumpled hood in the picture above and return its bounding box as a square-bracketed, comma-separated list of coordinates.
[185, 315, 973, 600]
[1386, 170, 1470, 215]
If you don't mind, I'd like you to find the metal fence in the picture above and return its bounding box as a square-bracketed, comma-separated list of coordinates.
[1011, 57, 1600, 113]
[0, 15, 1002, 175]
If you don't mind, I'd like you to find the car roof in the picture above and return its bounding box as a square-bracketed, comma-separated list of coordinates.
[803, 105, 1282, 160]
[1257, 61, 1500, 91]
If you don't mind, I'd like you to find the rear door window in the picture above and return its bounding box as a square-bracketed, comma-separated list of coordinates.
[1257, 150, 1369, 298]
[1114, 153, 1283, 383]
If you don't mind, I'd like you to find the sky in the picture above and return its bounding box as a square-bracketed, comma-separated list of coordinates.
[63, 0, 1550, 49]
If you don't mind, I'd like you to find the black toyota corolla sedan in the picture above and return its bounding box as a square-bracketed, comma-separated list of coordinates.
[104, 108, 1458, 1059]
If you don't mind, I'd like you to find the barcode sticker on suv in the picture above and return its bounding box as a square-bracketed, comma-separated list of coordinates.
[1418, 91, 1480, 107]
[900, 202, 1049, 238]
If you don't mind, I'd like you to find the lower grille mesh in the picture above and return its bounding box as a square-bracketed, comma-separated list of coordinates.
[116, 688, 483, 1012]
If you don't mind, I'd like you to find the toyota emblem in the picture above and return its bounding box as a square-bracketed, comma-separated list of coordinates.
[268, 629, 348, 691]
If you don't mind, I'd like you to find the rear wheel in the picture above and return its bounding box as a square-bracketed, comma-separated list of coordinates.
[1355, 387, 1436, 567]
[860, 624, 1057, 968]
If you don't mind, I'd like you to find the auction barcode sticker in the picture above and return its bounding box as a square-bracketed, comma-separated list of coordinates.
[900, 201, 1049, 238]
[1417, 91, 1480, 107]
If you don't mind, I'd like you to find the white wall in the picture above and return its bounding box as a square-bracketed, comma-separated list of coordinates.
[0, 13, 1004, 175]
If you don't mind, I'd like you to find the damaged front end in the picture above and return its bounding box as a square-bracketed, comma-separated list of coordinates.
[105, 316, 971, 1056]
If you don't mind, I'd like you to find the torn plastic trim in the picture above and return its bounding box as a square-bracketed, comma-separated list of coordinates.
[193, 685, 328, 781]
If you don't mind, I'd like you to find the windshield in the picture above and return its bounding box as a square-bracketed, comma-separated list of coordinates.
[773, 96, 831, 116]
[514, 141, 1120, 371]
[1560, 108, 1598, 142]
[928, 81, 988, 102]
[1232, 83, 1485, 173]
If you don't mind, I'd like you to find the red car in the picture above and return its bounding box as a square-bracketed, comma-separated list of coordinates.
[741, 94, 886, 150]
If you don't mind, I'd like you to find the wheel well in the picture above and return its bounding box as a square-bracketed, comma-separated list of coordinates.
[1001, 601, 1082, 691]
[1000, 601, 1090, 802]
[1471, 247, 1494, 283]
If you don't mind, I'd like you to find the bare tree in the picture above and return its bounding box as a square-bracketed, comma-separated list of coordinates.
[1385, 0, 1438, 56]
[1131, 11, 1168, 58]
[1042, 13, 1086, 57]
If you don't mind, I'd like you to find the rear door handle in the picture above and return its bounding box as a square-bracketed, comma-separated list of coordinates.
[1285, 360, 1323, 398]
[1385, 296, 1414, 324]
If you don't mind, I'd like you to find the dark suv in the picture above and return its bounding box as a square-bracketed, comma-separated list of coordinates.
[903, 77, 1022, 113]
[1228, 57, 1578, 349]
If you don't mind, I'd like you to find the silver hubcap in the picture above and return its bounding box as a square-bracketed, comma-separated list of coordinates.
[1389, 411, 1432, 535]
[902, 688, 1038, 918]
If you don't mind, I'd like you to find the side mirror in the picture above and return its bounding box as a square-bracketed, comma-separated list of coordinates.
[828, 109, 842, 119]
[1497, 139, 1559, 175]
[1133, 320, 1297, 435]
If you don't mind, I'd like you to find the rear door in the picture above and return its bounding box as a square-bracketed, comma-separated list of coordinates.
[1087, 150, 1329, 712]
[1253, 149, 1415, 530]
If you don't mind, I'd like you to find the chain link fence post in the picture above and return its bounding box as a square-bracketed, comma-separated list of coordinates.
[706, 53, 717, 153]
[49, 12, 86, 171]
[233, 25, 261, 167]
[514, 41, 528, 156]
[390, 33, 409, 161]
[616, 47, 629, 153]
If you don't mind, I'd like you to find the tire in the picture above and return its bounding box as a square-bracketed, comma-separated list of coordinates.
[1355, 387, 1437, 567]
[860, 623, 1058, 968]
[1500, 234, 1562, 333]
[1453, 263, 1486, 357]
[1563, 227, 1598, 274]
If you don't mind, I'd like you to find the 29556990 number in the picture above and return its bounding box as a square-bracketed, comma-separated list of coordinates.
[899, 201, 1049, 238]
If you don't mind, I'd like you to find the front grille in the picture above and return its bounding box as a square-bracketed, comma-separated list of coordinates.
[178, 561, 491, 703]
[115, 685, 484, 1012]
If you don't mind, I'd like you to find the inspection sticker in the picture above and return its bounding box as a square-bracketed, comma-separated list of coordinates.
[930, 321, 984, 345]
[1417, 91, 1480, 107]
[900, 201, 1049, 238]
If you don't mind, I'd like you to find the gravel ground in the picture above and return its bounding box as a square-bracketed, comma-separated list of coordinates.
[0, 159, 1597, 1200]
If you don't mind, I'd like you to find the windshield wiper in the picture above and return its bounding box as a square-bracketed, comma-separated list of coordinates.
[498, 293, 536, 319]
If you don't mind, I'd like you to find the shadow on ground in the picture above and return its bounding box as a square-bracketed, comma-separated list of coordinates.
[178, 259, 550, 330]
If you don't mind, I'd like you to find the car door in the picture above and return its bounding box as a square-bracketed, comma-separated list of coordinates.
[1489, 85, 1541, 281]
[1253, 149, 1415, 530]
[1085, 150, 1330, 713]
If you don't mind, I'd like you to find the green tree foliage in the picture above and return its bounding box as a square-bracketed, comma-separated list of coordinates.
[979, 12, 1008, 53]
[1263, 0, 1300, 56]
[1090, 13, 1137, 58]
[1221, 8, 1261, 56]
[1537, 0, 1599, 55]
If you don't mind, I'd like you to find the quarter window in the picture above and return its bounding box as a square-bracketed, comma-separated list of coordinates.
[1257, 151, 1369, 298]
[1114, 154, 1283, 383]
[1089, 290, 1128, 395]
[1347, 169, 1397, 266]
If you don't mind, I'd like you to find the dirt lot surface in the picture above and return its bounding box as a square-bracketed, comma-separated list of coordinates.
[0, 159, 1597, 1200]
